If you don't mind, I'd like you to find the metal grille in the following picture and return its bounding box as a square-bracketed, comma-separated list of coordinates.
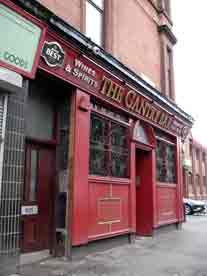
[0, 89, 27, 274]
[0, 96, 5, 137]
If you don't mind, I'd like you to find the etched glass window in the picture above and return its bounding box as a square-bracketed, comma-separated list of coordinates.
[166, 144, 176, 183]
[90, 114, 108, 176]
[111, 123, 129, 178]
[156, 140, 176, 183]
[90, 113, 129, 178]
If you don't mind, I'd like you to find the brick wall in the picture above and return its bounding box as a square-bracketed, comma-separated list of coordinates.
[37, 0, 82, 31]
[183, 137, 207, 200]
[36, 0, 176, 94]
[111, 0, 161, 90]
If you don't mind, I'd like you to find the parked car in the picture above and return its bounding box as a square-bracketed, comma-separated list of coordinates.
[183, 198, 206, 215]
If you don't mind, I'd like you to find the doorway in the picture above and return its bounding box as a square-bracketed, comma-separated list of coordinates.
[22, 142, 55, 253]
[21, 72, 72, 255]
[135, 148, 153, 236]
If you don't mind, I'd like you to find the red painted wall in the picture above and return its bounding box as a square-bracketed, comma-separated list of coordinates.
[71, 103, 183, 244]
[88, 178, 131, 240]
[71, 89, 90, 246]
[130, 142, 136, 233]
[156, 185, 177, 225]
[176, 137, 185, 222]
[71, 90, 133, 245]
[155, 138, 183, 226]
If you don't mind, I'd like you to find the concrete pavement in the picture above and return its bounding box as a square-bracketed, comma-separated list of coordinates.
[19, 215, 207, 276]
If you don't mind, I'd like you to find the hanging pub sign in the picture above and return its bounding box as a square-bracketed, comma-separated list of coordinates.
[0, 0, 46, 78]
[41, 41, 65, 67]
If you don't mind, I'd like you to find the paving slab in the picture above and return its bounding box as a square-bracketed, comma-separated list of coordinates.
[11, 215, 207, 276]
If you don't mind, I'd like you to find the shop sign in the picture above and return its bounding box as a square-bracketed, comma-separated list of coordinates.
[40, 39, 99, 87]
[100, 76, 185, 136]
[39, 35, 190, 138]
[41, 41, 65, 67]
[65, 58, 98, 88]
[21, 205, 38, 215]
[0, 3, 42, 76]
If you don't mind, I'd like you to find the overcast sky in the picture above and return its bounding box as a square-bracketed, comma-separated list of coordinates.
[172, 1, 207, 145]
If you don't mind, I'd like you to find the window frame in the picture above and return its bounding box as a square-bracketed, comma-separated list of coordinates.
[89, 106, 130, 179]
[196, 174, 202, 196]
[160, 41, 175, 101]
[163, 0, 171, 17]
[167, 46, 173, 99]
[155, 136, 177, 185]
[84, 0, 105, 47]
[188, 172, 194, 196]
[159, 0, 171, 17]
[24, 145, 39, 202]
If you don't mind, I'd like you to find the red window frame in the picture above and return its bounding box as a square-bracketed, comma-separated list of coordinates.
[89, 105, 130, 179]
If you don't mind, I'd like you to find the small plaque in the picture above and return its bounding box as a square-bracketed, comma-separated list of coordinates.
[41, 41, 65, 67]
[21, 205, 38, 215]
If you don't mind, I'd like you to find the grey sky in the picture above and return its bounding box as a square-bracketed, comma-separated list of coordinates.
[172, 1, 206, 145]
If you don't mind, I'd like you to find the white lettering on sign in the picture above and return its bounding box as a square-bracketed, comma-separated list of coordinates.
[65, 58, 98, 88]
[21, 205, 38, 216]
[46, 48, 62, 61]
[74, 59, 96, 77]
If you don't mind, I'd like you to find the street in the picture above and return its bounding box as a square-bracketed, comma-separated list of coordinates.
[20, 215, 207, 276]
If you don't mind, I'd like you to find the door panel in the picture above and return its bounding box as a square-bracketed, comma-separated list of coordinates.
[136, 149, 153, 236]
[22, 143, 55, 253]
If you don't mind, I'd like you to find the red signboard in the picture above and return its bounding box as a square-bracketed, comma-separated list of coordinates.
[39, 31, 189, 138]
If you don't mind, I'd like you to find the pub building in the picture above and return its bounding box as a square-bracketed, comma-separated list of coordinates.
[0, 0, 193, 264]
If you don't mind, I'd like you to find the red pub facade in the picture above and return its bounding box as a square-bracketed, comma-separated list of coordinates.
[0, 0, 193, 267]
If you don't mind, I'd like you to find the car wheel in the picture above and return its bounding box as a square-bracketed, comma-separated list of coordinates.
[185, 204, 193, 215]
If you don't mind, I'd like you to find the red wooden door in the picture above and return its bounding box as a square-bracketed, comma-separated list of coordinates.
[136, 149, 153, 236]
[22, 142, 55, 253]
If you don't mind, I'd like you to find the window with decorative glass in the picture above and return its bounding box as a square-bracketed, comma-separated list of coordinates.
[89, 112, 129, 178]
[156, 139, 176, 183]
